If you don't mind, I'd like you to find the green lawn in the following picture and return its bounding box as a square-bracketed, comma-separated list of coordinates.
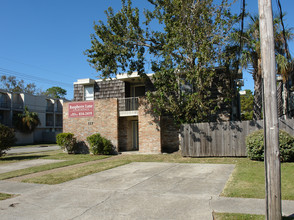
[221, 159, 294, 200]
[0, 193, 15, 201]
[1, 151, 294, 200]
[0, 150, 109, 180]
[214, 213, 294, 220]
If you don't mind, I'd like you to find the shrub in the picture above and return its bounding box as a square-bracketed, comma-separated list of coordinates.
[87, 133, 113, 155]
[246, 129, 294, 162]
[56, 133, 77, 154]
[0, 124, 16, 157]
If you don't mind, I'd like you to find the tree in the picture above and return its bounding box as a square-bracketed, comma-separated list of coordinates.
[0, 123, 16, 157]
[13, 106, 41, 133]
[236, 14, 293, 119]
[0, 75, 37, 94]
[85, 0, 239, 123]
[240, 89, 253, 120]
[45, 86, 67, 99]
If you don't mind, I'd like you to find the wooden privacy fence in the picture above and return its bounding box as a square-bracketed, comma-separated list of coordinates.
[181, 119, 294, 157]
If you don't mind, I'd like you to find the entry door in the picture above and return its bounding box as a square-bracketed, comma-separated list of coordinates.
[132, 120, 139, 150]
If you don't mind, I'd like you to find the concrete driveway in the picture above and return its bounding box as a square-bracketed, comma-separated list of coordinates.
[1, 162, 293, 219]
[0, 162, 234, 220]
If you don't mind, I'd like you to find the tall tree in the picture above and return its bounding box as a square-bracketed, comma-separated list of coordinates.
[45, 86, 67, 99]
[0, 75, 37, 94]
[85, 0, 239, 123]
[240, 89, 253, 120]
[236, 14, 293, 119]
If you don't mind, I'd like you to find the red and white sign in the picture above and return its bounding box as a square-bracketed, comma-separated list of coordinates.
[68, 101, 94, 118]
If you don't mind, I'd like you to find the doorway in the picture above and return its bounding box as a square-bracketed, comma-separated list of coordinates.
[132, 120, 139, 150]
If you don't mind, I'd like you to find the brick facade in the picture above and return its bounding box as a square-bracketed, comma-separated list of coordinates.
[138, 98, 161, 153]
[161, 116, 179, 153]
[63, 99, 119, 150]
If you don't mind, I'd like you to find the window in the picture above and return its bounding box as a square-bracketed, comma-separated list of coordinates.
[131, 86, 145, 97]
[84, 85, 94, 100]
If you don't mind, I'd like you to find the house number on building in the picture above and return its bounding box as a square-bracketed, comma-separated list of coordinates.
[88, 122, 94, 125]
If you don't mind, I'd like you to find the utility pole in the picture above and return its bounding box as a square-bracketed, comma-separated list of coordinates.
[258, 0, 282, 219]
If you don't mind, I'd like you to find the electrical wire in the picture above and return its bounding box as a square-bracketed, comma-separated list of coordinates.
[276, 0, 291, 61]
[0, 67, 73, 88]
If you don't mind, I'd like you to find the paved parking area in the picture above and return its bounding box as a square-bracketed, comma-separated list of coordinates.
[0, 162, 234, 220]
[1, 162, 293, 219]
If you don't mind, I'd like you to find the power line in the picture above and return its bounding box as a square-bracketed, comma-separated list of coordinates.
[0, 67, 73, 88]
[0, 56, 81, 79]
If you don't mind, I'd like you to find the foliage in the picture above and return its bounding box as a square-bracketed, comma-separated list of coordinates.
[87, 133, 114, 155]
[0, 75, 38, 95]
[45, 86, 67, 99]
[240, 90, 253, 120]
[0, 124, 16, 157]
[231, 14, 294, 119]
[56, 133, 77, 154]
[246, 129, 294, 162]
[85, 0, 239, 124]
[13, 106, 40, 133]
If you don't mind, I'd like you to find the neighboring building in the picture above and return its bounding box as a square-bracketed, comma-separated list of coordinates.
[63, 71, 240, 154]
[0, 90, 64, 144]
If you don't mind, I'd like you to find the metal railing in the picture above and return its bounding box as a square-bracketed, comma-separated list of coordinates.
[46, 106, 54, 112]
[0, 101, 10, 108]
[12, 102, 23, 110]
[118, 97, 139, 112]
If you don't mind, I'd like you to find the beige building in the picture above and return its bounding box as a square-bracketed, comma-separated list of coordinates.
[0, 90, 63, 144]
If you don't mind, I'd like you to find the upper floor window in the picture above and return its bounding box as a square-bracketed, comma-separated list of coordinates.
[131, 86, 145, 97]
[84, 85, 94, 100]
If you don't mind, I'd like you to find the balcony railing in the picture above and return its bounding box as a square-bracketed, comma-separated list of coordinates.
[118, 97, 139, 117]
[46, 120, 54, 127]
[12, 102, 23, 110]
[46, 106, 54, 112]
[0, 101, 10, 109]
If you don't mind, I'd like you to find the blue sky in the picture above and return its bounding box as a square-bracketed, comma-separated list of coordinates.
[0, 0, 293, 100]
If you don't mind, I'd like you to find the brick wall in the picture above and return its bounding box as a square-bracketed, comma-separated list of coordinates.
[161, 116, 179, 153]
[63, 99, 119, 150]
[138, 98, 161, 153]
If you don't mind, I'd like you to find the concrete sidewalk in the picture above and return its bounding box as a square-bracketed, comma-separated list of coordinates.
[7, 145, 60, 154]
[0, 159, 65, 174]
[0, 162, 293, 219]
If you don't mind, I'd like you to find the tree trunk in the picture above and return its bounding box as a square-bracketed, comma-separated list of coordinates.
[253, 59, 263, 120]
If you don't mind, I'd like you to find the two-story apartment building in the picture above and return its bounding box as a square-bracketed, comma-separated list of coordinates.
[63, 73, 179, 154]
[0, 90, 64, 144]
[63, 71, 240, 154]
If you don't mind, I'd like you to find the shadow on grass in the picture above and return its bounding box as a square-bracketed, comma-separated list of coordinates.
[0, 155, 48, 161]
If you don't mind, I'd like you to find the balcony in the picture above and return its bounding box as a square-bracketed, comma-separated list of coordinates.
[46, 120, 54, 127]
[118, 97, 139, 117]
[12, 102, 23, 110]
[0, 101, 10, 109]
[46, 105, 54, 112]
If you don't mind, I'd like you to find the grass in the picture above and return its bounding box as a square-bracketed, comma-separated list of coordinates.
[221, 158, 294, 200]
[1, 151, 294, 200]
[23, 159, 130, 184]
[0, 192, 15, 201]
[214, 213, 294, 220]
[0, 150, 109, 180]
